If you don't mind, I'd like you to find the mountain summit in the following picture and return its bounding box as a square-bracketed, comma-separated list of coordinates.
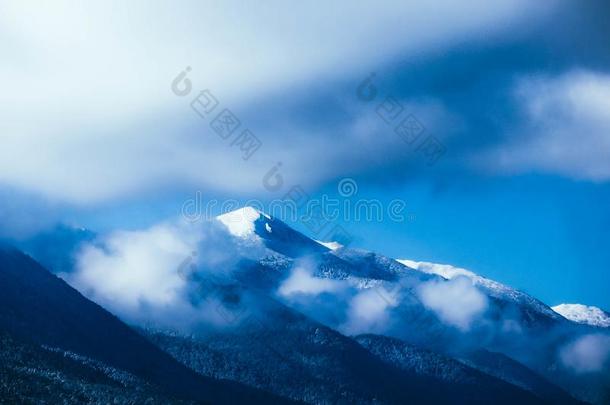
[217, 206, 329, 257]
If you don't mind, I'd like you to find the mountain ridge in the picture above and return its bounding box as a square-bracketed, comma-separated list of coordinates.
[0, 245, 296, 404]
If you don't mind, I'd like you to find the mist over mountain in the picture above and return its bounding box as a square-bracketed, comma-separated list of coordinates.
[0, 245, 295, 404]
[3, 208, 608, 403]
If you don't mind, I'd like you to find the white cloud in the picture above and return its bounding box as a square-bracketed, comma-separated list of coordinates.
[341, 287, 398, 335]
[67, 221, 196, 313]
[482, 70, 610, 181]
[416, 275, 487, 331]
[560, 334, 610, 373]
[276, 260, 401, 334]
[278, 266, 344, 297]
[0, 0, 556, 203]
[64, 217, 258, 329]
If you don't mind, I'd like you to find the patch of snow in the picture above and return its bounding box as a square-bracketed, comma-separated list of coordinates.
[397, 259, 561, 320]
[397, 259, 477, 279]
[315, 240, 343, 250]
[552, 303, 610, 328]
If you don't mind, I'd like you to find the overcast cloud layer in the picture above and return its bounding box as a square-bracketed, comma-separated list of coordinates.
[0, 0, 580, 205]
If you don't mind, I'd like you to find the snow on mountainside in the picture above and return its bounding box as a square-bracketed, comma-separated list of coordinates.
[552, 303, 610, 328]
[397, 259, 562, 321]
[6, 207, 602, 404]
[216, 207, 564, 326]
[217, 206, 328, 258]
[215, 207, 567, 339]
[315, 240, 343, 250]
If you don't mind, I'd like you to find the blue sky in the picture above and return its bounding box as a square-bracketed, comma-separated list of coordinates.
[1, 1, 609, 309]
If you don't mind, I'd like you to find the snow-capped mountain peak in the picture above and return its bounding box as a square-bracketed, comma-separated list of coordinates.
[552, 303, 610, 328]
[217, 206, 270, 237]
[216, 206, 328, 257]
